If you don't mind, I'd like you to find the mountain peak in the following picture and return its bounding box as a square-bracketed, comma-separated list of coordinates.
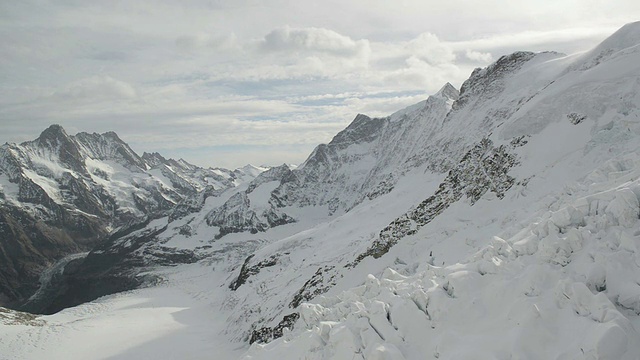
[101, 131, 126, 144]
[567, 21, 640, 72]
[36, 124, 69, 143]
[456, 51, 537, 108]
[28, 124, 88, 174]
[597, 21, 640, 53]
[142, 152, 168, 168]
[434, 82, 460, 101]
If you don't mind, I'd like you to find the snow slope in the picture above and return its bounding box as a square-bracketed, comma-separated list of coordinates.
[1, 284, 243, 360]
[245, 153, 640, 359]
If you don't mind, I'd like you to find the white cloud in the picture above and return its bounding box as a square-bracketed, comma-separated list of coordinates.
[2, 0, 639, 167]
[449, 27, 619, 54]
[464, 49, 493, 63]
[259, 26, 371, 61]
[379, 56, 465, 91]
[51, 76, 137, 102]
[406, 33, 456, 65]
[175, 33, 238, 52]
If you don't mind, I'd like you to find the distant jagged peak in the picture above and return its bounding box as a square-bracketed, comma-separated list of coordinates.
[239, 164, 269, 174]
[453, 51, 542, 109]
[75, 130, 136, 156]
[468, 51, 536, 85]
[30, 124, 73, 148]
[246, 163, 293, 193]
[433, 82, 460, 101]
[264, 163, 290, 173]
[23, 124, 87, 174]
[168, 158, 197, 172]
[141, 152, 200, 173]
[73, 130, 146, 171]
[38, 123, 67, 137]
[141, 151, 168, 168]
[330, 114, 386, 147]
[100, 130, 127, 144]
[141, 151, 165, 160]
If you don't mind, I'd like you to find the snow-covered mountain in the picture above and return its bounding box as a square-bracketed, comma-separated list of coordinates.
[0, 126, 260, 310]
[2, 21, 640, 360]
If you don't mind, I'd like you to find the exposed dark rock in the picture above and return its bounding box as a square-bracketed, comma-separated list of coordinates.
[455, 52, 537, 110]
[21, 219, 203, 315]
[567, 112, 587, 125]
[29, 124, 88, 176]
[74, 131, 147, 171]
[510, 135, 530, 147]
[169, 186, 221, 222]
[351, 137, 519, 265]
[0, 306, 45, 326]
[206, 192, 294, 239]
[289, 266, 336, 309]
[229, 254, 278, 291]
[246, 165, 294, 194]
[0, 202, 106, 307]
[250, 312, 300, 344]
[142, 152, 236, 195]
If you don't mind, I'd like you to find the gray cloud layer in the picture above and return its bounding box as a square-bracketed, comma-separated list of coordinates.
[1, 0, 639, 168]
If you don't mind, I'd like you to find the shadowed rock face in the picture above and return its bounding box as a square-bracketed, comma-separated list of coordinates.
[0, 202, 107, 307]
[32, 125, 88, 175]
[206, 191, 295, 239]
[353, 137, 519, 264]
[204, 165, 297, 238]
[21, 217, 205, 315]
[250, 313, 300, 344]
[455, 51, 537, 110]
[198, 87, 461, 239]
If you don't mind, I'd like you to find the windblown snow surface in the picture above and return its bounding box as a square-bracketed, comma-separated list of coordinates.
[3, 22, 640, 360]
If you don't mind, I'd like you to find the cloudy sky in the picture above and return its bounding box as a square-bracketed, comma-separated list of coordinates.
[1, 1, 639, 168]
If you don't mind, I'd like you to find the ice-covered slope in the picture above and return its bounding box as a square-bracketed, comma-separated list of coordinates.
[244, 155, 640, 359]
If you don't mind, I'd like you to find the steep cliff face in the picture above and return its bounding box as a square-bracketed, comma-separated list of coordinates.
[205, 191, 294, 238]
